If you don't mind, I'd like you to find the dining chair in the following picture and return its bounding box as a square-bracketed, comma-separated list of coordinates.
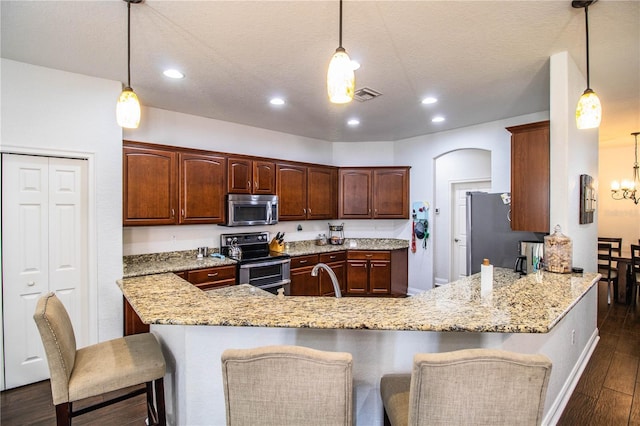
[221, 345, 353, 426]
[380, 348, 552, 426]
[597, 242, 618, 304]
[631, 244, 640, 305]
[33, 292, 166, 426]
[598, 237, 623, 257]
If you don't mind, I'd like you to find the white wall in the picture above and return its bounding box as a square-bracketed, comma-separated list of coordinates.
[549, 52, 599, 272]
[1, 59, 123, 342]
[395, 112, 549, 291]
[598, 141, 640, 249]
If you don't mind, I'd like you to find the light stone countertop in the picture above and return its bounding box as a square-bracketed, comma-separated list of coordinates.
[123, 238, 409, 278]
[118, 268, 599, 333]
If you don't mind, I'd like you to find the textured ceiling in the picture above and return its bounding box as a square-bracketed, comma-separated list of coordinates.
[1, 1, 638, 144]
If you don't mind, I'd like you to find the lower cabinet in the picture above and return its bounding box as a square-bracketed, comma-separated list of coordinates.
[346, 249, 408, 296]
[185, 265, 236, 291]
[290, 252, 347, 296]
[123, 297, 150, 336]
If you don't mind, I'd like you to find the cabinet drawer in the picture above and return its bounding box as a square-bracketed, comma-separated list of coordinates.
[291, 254, 319, 269]
[186, 265, 236, 284]
[347, 250, 390, 261]
[320, 251, 346, 263]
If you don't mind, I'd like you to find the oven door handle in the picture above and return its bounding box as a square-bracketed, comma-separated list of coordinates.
[239, 258, 291, 269]
[257, 279, 291, 290]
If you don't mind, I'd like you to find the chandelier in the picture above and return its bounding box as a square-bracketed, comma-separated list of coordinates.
[611, 132, 640, 205]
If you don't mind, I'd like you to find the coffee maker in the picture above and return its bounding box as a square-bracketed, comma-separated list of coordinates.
[515, 241, 544, 275]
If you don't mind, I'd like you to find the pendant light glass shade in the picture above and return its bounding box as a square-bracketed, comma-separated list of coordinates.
[327, 47, 355, 104]
[116, 87, 141, 129]
[575, 88, 601, 129]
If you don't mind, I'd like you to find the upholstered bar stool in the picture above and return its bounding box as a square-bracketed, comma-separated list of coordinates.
[380, 348, 552, 426]
[33, 292, 166, 426]
[221, 345, 353, 426]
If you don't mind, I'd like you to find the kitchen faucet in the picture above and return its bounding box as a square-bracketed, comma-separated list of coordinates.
[311, 263, 342, 298]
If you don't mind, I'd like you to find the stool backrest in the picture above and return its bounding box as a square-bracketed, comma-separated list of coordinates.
[222, 345, 353, 426]
[33, 292, 77, 404]
[409, 349, 551, 426]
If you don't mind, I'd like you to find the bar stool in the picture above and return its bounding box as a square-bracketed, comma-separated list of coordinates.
[33, 293, 166, 426]
[221, 345, 353, 426]
[380, 348, 552, 426]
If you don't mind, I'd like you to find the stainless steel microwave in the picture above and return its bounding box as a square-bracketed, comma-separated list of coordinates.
[224, 194, 278, 226]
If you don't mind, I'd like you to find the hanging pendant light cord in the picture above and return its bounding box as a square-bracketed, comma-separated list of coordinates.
[127, 0, 132, 88]
[338, 0, 343, 48]
[584, 4, 591, 89]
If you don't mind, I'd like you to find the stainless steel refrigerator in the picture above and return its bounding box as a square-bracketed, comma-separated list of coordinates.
[466, 192, 546, 275]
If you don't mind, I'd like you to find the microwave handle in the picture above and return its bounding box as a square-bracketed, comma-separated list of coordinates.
[267, 201, 273, 223]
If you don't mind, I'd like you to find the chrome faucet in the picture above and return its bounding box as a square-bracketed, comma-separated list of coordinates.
[311, 263, 342, 298]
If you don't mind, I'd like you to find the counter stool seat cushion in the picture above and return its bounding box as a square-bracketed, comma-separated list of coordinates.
[222, 345, 353, 426]
[380, 348, 552, 426]
[380, 374, 411, 426]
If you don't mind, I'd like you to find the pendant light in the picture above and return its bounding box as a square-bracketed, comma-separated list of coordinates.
[116, 0, 142, 129]
[573, 0, 601, 129]
[327, 0, 355, 104]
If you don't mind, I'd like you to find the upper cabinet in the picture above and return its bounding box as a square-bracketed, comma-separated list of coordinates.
[123, 142, 226, 226]
[506, 121, 550, 233]
[179, 152, 226, 224]
[276, 163, 337, 221]
[227, 157, 275, 195]
[339, 167, 410, 219]
[123, 144, 178, 226]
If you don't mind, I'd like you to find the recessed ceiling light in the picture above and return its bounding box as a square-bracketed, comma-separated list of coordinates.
[421, 97, 438, 105]
[431, 116, 445, 123]
[351, 60, 361, 71]
[270, 97, 285, 106]
[347, 119, 360, 126]
[163, 69, 184, 79]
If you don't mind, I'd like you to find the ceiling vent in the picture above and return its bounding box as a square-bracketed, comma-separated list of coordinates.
[354, 87, 382, 102]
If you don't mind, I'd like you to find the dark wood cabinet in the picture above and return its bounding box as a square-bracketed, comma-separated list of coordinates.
[185, 265, 236, 290]
[346, 249, 408, 296]
[123, 297, 149, 335]
[123, 142, 227, 226]
[307, 166, 338, 220]
[339, 167, 409, 219]
[507, 121, 550, 233]
[277, 163, 308, 220]
[318, 251, 347, 296]
[123, 145, 177, 226]
[277, 163, 337, 221]
[227, 157, 275, 195]
[180, 152, 226, 224]
[290, 254, 320, 296]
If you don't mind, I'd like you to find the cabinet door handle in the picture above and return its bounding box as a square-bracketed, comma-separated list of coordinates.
[329, 255, 336, 259]
[207, 273, 219, 278]
[181, 209, 185, 218]
[248, 180, 251, 189]
[171, 209, 175, 218]
[254, 181, 258, 189]
[365, 254, 373, 258]
[27, 281, 35, 287]
[308, 208, 311, 214]
[368, 209, 371, 214]
[299, 260, 308, 264]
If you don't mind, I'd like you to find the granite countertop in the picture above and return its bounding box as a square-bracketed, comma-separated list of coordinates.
[118, 268, 599, 333]
[123, 238, 409, 278]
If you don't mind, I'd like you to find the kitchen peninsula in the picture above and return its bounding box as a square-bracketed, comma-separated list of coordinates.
[119, 266, 599, 426]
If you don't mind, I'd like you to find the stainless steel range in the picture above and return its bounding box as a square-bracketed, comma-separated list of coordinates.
[220, 231, 291, 295]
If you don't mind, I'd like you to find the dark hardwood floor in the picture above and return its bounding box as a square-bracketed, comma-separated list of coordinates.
[1, 281, 638, 425]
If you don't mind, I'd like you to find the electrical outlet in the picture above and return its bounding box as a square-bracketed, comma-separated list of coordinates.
[571, 329, 576, 345]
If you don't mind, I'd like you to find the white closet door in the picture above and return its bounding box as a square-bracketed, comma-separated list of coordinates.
[2, 154, 87, 389]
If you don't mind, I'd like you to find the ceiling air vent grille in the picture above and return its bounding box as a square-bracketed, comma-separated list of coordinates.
[354, 87, 382, 102]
